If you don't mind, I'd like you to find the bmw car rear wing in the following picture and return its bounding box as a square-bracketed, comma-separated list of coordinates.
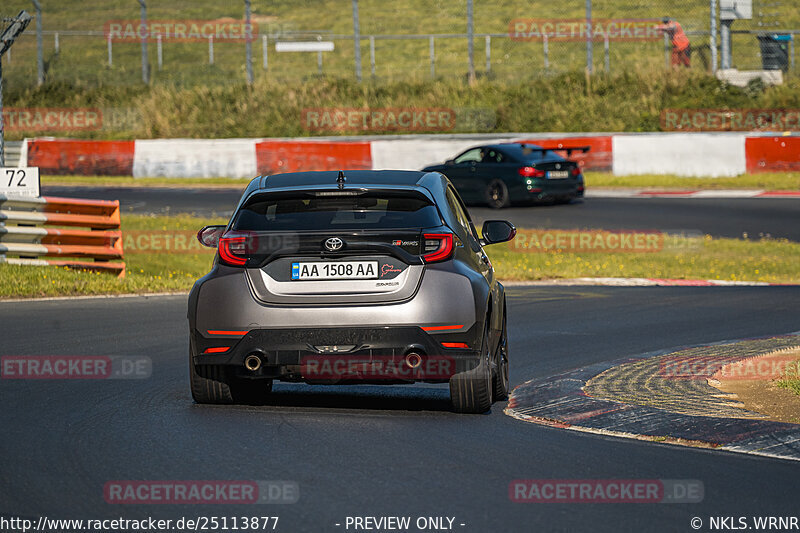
[518, 144, 592, 157]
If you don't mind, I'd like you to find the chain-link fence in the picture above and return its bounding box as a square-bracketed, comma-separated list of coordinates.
[0, 1, 796, 87]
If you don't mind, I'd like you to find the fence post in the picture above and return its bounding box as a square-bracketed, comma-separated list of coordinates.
[369, 35, 375, 77]
[107, 34, 113, 67]
[710, 0, 718, 72]
[156, 34, 162, 70]
[604, 34, 609, 72]
[485, 35, 491, 73]
[585, 0, 593, 75]
[262, 34, 268, 70]
[543, 34, 549, 70]
[54, 32, 59, 54]
[208, 36, 214, 65]
[664, 33, 670, 69]
[317, 51, 323, 74]
[429, 36, 435, 79]
[33, 0, 43, 86]
[467, 0, 475, 83]
[138, 0, 148, 83]
[0, 59, 4, 166]
[244, 0, 253, 85]
[352, 0, 362, 82]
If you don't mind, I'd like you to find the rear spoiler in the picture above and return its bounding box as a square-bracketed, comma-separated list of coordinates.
[519, 143, 592, 157]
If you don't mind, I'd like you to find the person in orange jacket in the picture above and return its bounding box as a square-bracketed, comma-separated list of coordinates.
[656, 17, 691, 67]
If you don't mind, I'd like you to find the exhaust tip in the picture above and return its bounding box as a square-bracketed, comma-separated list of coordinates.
[244, 354, 262, 372]
[405, 352, 422, 369]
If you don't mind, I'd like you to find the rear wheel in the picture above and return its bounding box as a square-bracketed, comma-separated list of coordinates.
[485, 179, 510, 209]
[449, 327, 493, 413]
[189, 340, 272, 404]
[190, 353, 234, 404]
[492, 303, 510, 401]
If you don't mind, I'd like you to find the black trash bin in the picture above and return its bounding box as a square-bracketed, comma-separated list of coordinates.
[757, 33, 792, 71]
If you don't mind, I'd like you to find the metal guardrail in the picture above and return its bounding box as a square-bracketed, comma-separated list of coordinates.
[0, 194, 125, 277]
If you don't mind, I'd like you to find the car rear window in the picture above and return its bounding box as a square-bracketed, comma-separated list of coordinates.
[232, 191, 442, 231]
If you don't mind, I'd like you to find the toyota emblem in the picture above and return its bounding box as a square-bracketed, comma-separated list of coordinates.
[324, 237, 344, 251]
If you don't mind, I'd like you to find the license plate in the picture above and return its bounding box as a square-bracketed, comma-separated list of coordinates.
[291, 261, 379, 280]
[547, 170, 569, 179]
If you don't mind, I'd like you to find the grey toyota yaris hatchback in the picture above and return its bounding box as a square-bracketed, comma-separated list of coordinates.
[188, 170, 515, 413]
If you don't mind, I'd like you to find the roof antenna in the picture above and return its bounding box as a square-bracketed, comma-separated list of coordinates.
[337, 170, 346, 189]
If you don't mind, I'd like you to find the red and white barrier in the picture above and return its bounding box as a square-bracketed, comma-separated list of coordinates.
[23, 133, 800, 178]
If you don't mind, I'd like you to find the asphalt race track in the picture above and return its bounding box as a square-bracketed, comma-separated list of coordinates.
[2, 287, 799, 532]
[43, 185, 800, 241]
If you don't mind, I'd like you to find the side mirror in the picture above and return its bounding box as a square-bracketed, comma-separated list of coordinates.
[481, 220, 516, 245]
[197, 225, 226, 248]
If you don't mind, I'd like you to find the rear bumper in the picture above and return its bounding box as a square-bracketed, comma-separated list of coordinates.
[192, 325, 480, 384]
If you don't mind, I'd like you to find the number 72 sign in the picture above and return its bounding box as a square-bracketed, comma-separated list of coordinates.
[0, 167, 40, 198]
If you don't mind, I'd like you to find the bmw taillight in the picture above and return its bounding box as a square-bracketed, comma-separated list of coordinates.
[571, 166, 582, 177]
[218, 233, 250, 266]
[518, 166, 545, 178]
[422, 233, 454, 263]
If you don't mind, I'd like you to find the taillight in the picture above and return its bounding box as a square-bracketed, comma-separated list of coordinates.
[571, 166, 582, 177]
[518, 166, 545, 178]
[422, 233, 454, 263]
[218, 234, 249, 266]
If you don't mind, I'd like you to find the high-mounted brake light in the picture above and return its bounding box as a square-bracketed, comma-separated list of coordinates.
[218, 235, 248, 266]
[518, 166, 545, 178]
[422, 233, 454, 263]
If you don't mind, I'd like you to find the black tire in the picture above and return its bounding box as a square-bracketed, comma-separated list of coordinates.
[485, 179, 511, 209]
[492, 302, 510, 401]
[189, 340, 272, 404]
[190, 351, 235, 404]
[449, 327, 493, 413]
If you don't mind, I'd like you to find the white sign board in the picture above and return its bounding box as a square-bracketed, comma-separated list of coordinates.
[275, 41, 335, 52]
[0, 167, 40, 197]
[720, 0, 752, 20]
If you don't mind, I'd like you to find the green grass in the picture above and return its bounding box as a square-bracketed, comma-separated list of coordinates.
[40, 172, 800, 190]
[585, 171, 800, 190]
[2, 214, 799, 299]
[487, 233, 800, 283]
[42, 175, 252, 188]
[6, 72, 800, 140]
[777, 355, 800, 396]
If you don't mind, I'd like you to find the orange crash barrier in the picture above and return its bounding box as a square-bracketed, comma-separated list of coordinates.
[0, 194, 125, 277]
